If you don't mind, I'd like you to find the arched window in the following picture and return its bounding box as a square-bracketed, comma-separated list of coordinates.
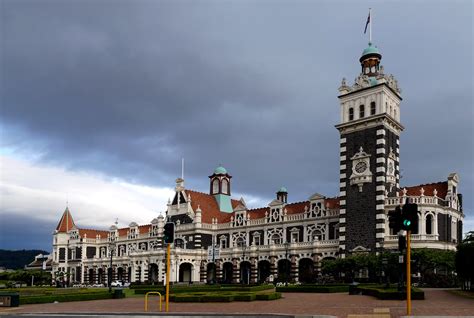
[271, 234, 281, 245]
[221, 179, 229, 194]
[236, 237, 246, 247]
[312, 230, 323, 241]
[370, 102, 376, 115]
[359, 105, 365, 118]
[212, 179, 219, 194]
[348, 108, 354, 121]
[426, 214, 433, 235]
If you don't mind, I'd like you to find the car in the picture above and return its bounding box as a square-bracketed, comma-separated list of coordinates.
[110, 280, 122, 287]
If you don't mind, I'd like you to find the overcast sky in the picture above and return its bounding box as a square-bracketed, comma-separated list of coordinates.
[0, 0, 472, 251]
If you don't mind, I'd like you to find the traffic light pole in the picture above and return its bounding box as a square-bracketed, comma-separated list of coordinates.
[406, 230, 411, 315]
[165, 243, 171, 312]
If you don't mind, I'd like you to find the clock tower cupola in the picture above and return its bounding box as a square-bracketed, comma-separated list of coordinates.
[336, 41, 403, 256]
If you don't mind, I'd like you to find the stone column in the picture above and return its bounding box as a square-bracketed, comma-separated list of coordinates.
[200, 261, 207, 283]
[250, 257, 258, 284]
[215, 260, 223, 282]
[290, 256, 299, 282]
[232, 258, 240, 284]
[270, 256, 278, 279]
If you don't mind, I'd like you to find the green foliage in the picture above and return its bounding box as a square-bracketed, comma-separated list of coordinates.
[0, 250, 48, 270]
[276, 285, 348, 293]
[173, 294, 204, 302]
[255, 292, 281, 300]
[412, 248, 456, 287]
[233, 293, 257, 301]
[356, 285, 424, 300]
[20, 292, 114, 304]
[200, 294, 234, 302]
[456, 233, 474, 291]
[0, 270, 52, 287]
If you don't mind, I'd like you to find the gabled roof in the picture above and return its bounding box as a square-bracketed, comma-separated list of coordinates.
[78, 228, 108, 238]
[399, 182, 448, 199]
[55, 207, 76, 233]
[184, 189, 241, 223]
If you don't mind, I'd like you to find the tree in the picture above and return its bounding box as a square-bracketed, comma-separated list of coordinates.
[456, 232, 474, 291]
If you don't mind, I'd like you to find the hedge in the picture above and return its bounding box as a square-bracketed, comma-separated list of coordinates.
[256, 292, 282, 300]
[20, 292, 114, 304]
[173, 294, 204, 302]
[233, 293, 257, 301]
[200, 294, 234, 302]
[356, 286, 425, 300]
[222, 285, 274, 292]
[276, 285, 348, 293]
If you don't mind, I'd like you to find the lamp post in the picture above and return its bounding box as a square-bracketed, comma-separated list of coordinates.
[108, 238, 116, 293]
[284, 241, 290, 286]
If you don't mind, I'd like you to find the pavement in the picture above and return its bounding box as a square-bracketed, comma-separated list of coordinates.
[0, 289, 473, 318]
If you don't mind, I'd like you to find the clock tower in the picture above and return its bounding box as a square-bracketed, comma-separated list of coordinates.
[336, 42, 403, 256]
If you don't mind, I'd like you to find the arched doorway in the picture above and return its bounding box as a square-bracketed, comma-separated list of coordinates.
[179, 263, 192, 283]
[88, 268, 94, 284]
[277, 259, 291, 284]
[222, 262, 233, 284]
[149, 264, 159, 283]
[117, 267, 124, 282]
[299, 258, 315, 283]
[207, 263, 216, 284]
[240, 261, 251, 284]
[97, 268, 104, 284]
[258, 260, 271, 283]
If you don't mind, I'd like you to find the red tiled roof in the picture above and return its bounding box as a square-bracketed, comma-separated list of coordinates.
[399, 182, 448, 198]
[325, 197, 340, 209]
[78, 228, 108, 238]
[185, 189, 241, 223]
[56, 208, 76, 233]
[285, 201, 310, 214]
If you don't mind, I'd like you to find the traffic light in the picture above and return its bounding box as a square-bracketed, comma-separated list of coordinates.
[163, 222, 175, 244]
[388, 206, 402, 233]
[401, 203, 418, 232]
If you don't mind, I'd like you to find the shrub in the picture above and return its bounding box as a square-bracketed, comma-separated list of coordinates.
[200, 294, 234, 302]
[356, 286, 424, 300]
[173, 294, 203, 302]
[276, 285, 348, 293]
[233, 293, 257, 301]
[256, 292, 281, 300]
[20, 292, 114, 304]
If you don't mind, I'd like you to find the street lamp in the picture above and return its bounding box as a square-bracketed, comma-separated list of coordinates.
[284, 241, 290, 286]
[108, 237, 116, 293]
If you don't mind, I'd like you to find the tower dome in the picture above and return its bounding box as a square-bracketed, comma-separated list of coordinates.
[214, 165, 227, 175]
[359, 42, 382, 77]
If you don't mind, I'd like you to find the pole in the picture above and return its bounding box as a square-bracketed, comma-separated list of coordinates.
[369, 8, 372, 43]
[165, 243, 171, 312]
[406, 230, 411, 315]
[109, 246, 113, 293]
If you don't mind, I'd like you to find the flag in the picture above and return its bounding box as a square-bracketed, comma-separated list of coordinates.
[364, 11, 371, 34]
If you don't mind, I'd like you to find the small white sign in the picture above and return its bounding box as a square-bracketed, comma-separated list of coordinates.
[207, 246, 220, 261]
[399, 255, 404, 263]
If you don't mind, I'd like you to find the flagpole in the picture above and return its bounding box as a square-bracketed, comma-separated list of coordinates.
[369, 8, 372, 43]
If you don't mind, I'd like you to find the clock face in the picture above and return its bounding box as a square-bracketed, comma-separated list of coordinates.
[355, 161, 367, 174]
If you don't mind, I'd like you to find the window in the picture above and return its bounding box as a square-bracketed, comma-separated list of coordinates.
[348, 108, 354, 121]
[271, 234, 281, 245]
[425, 214, 433, 235]
[220, 236, 227, 248]
[221, 179, 229, 194]
[212, 179, 219, 194]
[236, 237, 246, 247]
[370, 102, 376, 115]
[359, 105, 365, 118]
[312, 230, 323, 241]
[291, 231, 299, 243]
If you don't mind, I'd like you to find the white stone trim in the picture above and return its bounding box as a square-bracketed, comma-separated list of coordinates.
[376, 232, 385, 238]
[339, 218, 346, 223]
[340, 138, 346, 144]
[339, 227, 346, 232]
[376, 139, 386, 145]
[376, 148, 386, 154]
[340, 173, 346, 179]
[340, 191, 346, 196]
[376, 167, 385, 173]
[340, 155, 346, 161]
[376, 176, 385, 182]
[376, 195, 385, 201]
[376, 157, 386, 164]
[376, 129, 386, 135]
[340, 164, 346, 170]
[376, 214, 386, 220]
[376, 185, 385, 191]
[340, 200, 346, 205]
[376, 204, 385, 210]
[376, 223, 385, 229]
[340, 146, 347, 152]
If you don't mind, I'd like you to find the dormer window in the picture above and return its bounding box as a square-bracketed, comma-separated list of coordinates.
[370, 102, 376, 115]
[212, 179, 219, 194]
[359, 105, 365, 118]
[221, 179, 229, 194]
[349, 108, 354, 121]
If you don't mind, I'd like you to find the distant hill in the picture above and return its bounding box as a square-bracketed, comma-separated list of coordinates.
[0, 249, 49, 270]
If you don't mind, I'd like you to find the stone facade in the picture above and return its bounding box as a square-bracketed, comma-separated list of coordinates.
[51, 42, 464, 286]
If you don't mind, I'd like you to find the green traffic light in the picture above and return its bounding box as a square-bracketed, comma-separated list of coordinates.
[403, 220, 411, 226]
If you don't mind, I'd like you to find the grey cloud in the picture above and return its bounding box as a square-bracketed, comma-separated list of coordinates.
[1, 0, 472, 224]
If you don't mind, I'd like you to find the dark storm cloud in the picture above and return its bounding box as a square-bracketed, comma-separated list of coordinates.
[0, 213, 53, 250]
[1, 0, 472, 217]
